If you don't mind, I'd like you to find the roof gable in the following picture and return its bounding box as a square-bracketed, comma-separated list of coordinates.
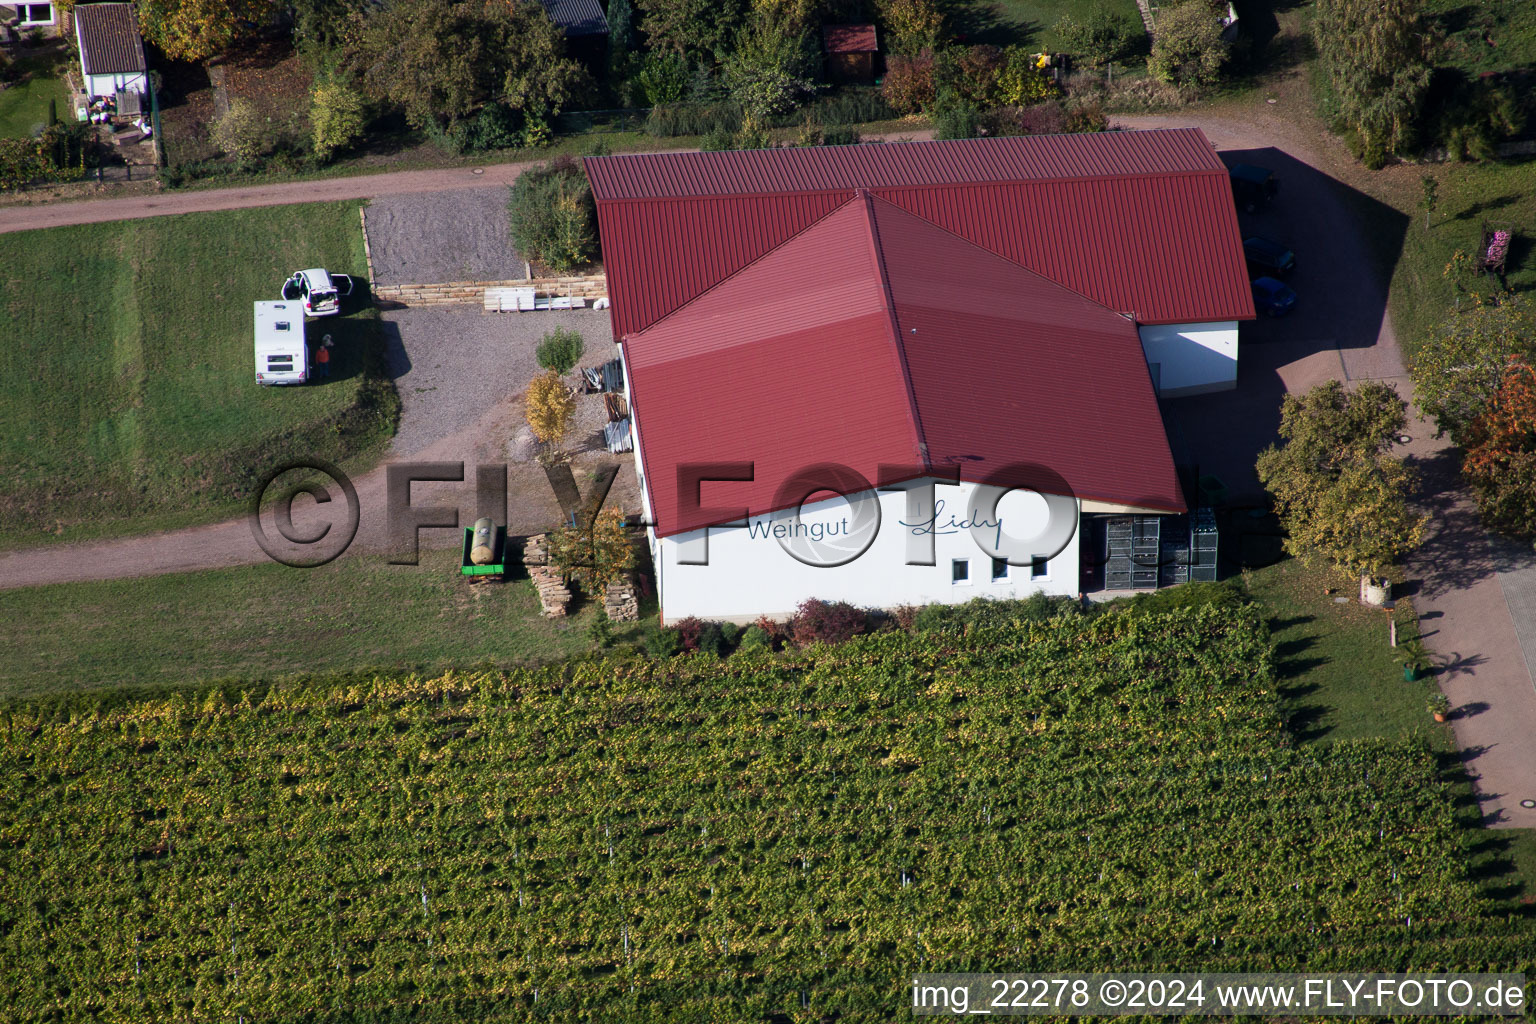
[625, 194, 1184, 538]
[823, 24, 877, 52]
[537, 0, 608, 36]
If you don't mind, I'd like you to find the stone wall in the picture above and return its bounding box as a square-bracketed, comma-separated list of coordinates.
[374, 275, 608, 308]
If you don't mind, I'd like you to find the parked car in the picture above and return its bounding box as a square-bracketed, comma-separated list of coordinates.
[1251, 276, 1297, 317]
[281, 268, 353, 317]
[1243, 236, 1296, 278]
[1229, 164, 1278, 213]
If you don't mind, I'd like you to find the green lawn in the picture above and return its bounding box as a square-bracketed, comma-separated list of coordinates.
[0, 202, 398, 546]
[1369, 160, 1536, 367]
[1423, 0, 1536, 75]
[0, 51, 70, 139]
[0, 547, 648, 704]
[962, 0, 1145, 51]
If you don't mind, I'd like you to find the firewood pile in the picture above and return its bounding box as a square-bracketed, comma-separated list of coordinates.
[523, 535, 570, 617]
[603, 576, 639, 622]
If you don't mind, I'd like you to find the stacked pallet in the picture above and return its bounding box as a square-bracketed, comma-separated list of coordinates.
[604, 576, 639, 622]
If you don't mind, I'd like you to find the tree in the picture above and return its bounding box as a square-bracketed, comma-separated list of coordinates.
[724, 12, 817, 127]
[1256, 380, 1426, 595]
[607, 0, 636, 79]
[352, 0, 588, 132]
[508, 157, 599, 272]
[1147, 0, 1227, 86]
[636, 50, 692, 106]
[945, 45, 1005, 108]
[1418, 174, 1438, 231]
[309, 81, 367, 163]
[636, 0, 746, 61]
[536, 327, 585, 375]
[1412, 298, 1534, 444]
[1463, 357, 1536, 538]
[211, 99, 270, 165]
[525, 370, 575, 455]
[548, 507, 636, 596]
[134, 0, 271, 61]
[1053, 5, 1143, 68]
[877, 0, 944, 56]
[1311, 0, 1434, 165]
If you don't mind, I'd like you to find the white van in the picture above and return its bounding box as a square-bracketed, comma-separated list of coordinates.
[280, 268, 353, 317]
[254, 301, 308, 385]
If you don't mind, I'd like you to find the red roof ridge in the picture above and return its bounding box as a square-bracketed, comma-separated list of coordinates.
[859, 189, 932, 468]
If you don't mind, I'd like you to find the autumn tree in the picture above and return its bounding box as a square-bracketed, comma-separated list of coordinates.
[351, 0, 588, 131]
[548, 507, 636, 596]
[309, 80, 367, 163]
[877, 0, 944, 56]
[1412, 298, 1534, 445]
[526, 370, 575, 463]
[636, 0, 746, 61]
[1463, 357, 1536, 538]
[1256, 380, 1427, 599]
[134, 0, 272, 61]
[1311, 0, 1434, 165]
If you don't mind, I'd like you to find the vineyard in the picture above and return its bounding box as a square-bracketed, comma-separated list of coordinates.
[1, 608, 1531, 1022]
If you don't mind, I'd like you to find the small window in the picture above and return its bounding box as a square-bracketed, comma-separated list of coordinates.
[21, 3, 53, 23]
[951, 559, 969, 584]
[267, 356, 294, 367]
[274, 321, 291, 332]
[991, 557, 1008, 582]
[1030, 557, 1049, 580]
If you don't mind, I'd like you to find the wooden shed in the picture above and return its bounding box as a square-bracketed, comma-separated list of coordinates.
[822, 24, 878, 85]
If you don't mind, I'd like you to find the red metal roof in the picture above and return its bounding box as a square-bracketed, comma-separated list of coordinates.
[823, 23, 878, 53]
[625, 193, 1184, 538]
[588, 129, 1255, 335]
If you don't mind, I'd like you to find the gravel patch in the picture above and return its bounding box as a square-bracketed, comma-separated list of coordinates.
[367, 188, 526, 286]
[382, 306, 616, 459]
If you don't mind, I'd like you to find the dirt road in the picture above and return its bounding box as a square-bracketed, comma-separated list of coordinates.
[0, 161, 540, 235]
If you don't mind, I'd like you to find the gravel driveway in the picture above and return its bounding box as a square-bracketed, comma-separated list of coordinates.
[383, 306, 614, 457]
[367, 188, 526, 286]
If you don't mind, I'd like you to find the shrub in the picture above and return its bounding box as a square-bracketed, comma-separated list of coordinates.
[536, 327, 585, 375]
[948, 45, 1005, 107]
[1015, 100, 1068, 135]
[636, 50, 692, 106]
[643, 623, 682, 659]
[0, 137, 51, 192]
[700, 125, 737, 151]
[788, 599, 870, 646]
[507, 157, 598, 272]
[931, 96, 980, 139]
[913, 593, 1082, 632]
[1053, 5, 1144, 68]
[1063, 100, 1109, 133]
[823, 124, 860, 146]
[881, 51, 937, 114]
[671, 616, 708, 652]
[548, 508, 636, 596]
[997, 47, 1060, 106]
[1463, 358, 1536, 539]
[724, 13, 817, 126]
[878, 0, 944, 55]
[696, 621, 729, 657]
[309, 80, 367, 163]
[449, 103, 524, 153]
[1147, 0, 1228, 86]
[737, 624, 772, 651]
[211, 99, 270, 165]
[809, 87, 893, 125]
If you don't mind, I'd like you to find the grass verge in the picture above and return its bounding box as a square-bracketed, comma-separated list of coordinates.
[0, 49, 69, 139]
[0, 547, 648, 704]
[0, 201, 398, 546]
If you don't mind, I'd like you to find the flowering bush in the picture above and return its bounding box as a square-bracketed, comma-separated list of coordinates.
[788, 598, 870, 646]
[1485, 230, 1511, 268]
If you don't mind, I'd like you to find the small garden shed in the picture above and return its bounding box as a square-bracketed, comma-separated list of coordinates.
[73, 3, 146, 99]
[822, 24, 878, 85]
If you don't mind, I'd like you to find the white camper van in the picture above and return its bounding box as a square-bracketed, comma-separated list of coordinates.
[254, 301, 308, 385]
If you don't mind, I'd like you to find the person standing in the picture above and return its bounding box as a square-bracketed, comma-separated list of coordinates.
[315, 338, 331, 379]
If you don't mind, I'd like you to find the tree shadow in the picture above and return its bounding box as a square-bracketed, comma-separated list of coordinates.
[1405, 447, 1507, 595]
[1451, 699, 1491, 720]
[376, 319, 413, 381]
[1452, 193, 1520, 222]
[952, 0, 1037, 48]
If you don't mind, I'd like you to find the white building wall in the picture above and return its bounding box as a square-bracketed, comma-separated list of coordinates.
[83, 71, 147, 98]
[1137, 320, 1238, 397]
[654, 480, 1082, 623]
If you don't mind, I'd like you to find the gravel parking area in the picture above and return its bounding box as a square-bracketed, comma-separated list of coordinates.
[367, 188, 525, 286]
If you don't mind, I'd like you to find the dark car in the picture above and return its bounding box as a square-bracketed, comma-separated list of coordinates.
[1230, 163, 1279, 212]
[1251, 276, 1297, 317]
[1243, 236, 1296, 278]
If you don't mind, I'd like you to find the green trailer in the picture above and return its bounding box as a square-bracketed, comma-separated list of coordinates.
[460, 525, 509, 580]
